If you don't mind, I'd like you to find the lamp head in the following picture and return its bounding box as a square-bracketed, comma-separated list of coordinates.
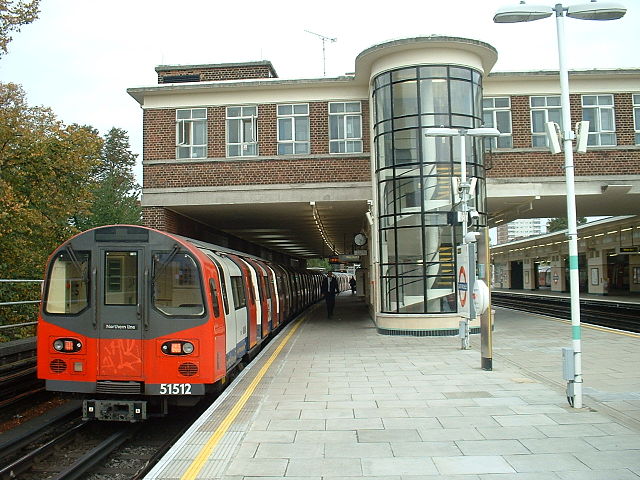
[493, 2, 553, 23]
[424, 127, 459, 137]
[567, 1, 626, 20]
[467, 127, 501, 137]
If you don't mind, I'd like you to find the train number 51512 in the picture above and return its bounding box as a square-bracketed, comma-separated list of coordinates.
[159, 383, 192, 395]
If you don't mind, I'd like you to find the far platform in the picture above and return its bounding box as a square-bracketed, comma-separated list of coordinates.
[145, 293, 640, 480]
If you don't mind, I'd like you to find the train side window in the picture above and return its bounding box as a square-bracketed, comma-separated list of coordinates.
[207, 255, 229, 315]
[209, 279, 220, 317]
[44, 251, 90, 314]
[230, 276, 247, 309]
[152, 252, 204, 316]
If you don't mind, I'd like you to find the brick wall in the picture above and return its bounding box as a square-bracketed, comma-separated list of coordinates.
[615, 93, 635, 145]
[144, 156, 371, 189]
[310, 102, 329, 155]
[258, 104, 277, 156]
[157, 63, 276, 83]
[143, 109, 175, 161]
[142, 206, 179, 233]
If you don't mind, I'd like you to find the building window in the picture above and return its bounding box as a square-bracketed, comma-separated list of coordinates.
[176, 108, 207, 159]
[329, 102, 363, 153]
[482, 97, 512, 148]
[277, 104, 309, 154]
[634, 94, 640, 145]
[227, 106, 258, 157]
[530, 96, 562, 147]
[582, 95, 616, 146]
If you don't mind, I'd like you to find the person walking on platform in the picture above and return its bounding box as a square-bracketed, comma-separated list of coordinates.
[321, 271, 339, 318]
[349, 276, 356, 295]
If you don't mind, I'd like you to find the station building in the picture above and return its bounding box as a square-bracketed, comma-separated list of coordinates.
[128, 36, 640, 335]
[492, 215, 640, 296]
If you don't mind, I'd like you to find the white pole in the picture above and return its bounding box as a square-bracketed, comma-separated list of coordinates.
[555, 4, 583, 409]
[459, 133, 471, 349]
[459, 134, 468, 241]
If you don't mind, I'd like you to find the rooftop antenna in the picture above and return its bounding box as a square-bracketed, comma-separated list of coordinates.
[304, 29, 337, 77]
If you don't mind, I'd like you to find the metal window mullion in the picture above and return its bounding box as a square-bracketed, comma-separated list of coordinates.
[390, 84, 400, 313]
[415, 71, 428, 312]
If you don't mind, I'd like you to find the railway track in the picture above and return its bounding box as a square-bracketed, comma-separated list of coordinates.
[0, 338, 43, 409]
[0, 398, 211, 480]
[492, 291, 640, 332]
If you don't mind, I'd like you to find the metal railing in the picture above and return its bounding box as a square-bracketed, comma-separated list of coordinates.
[0, 279, 42, 337]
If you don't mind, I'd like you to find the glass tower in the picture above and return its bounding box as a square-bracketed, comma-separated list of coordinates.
[372, 65, 486, 315]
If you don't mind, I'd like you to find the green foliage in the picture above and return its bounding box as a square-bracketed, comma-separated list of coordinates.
[0, 0, 40, 57]
[73, 127, 141, 230]
[547, 216, 588, 233]
[0, 82, 102, 281]
[307, 258, 331, 270]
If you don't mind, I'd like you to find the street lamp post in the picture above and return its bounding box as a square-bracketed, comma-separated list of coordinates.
[494, 0, 627, 409]
[425, 127, 500, 355]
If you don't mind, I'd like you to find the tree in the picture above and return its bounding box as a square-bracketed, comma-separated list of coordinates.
[0, 82, 102, 279]
[0, 0, 40, 57]
[547, 216, 588, 233]
[73, 127, 141, 230]
[307, 258, 331, 270]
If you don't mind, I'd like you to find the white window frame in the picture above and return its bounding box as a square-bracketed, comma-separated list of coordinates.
[176, 108, 207, 159]
[277, 104, 310, 155]
[530, 96, 562, 148]
[329, 101, 363, 154]
[226, 106, 258, 157]
[633, 94, 640, 146]
[581, 94, 616, 146]
[482, 97, 512, 149]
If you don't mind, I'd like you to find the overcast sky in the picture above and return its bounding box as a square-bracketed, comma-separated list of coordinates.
[2, 0, 639, 182]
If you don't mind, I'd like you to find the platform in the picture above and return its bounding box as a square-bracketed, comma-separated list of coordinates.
[145, 293, 640, 479]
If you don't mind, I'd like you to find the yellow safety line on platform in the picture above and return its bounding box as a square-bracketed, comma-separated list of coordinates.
[180, 316, 306, 480]
[531, 313, 640, 338]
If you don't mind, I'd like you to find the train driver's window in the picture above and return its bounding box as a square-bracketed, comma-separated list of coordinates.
[104, 251, 138, 305]
[45, 251, 90, 314]
[152, 252, 204, 316]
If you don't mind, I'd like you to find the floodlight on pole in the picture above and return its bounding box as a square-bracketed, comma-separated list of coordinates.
[424, 126, 500, 353]
[493, 0, 627, 410]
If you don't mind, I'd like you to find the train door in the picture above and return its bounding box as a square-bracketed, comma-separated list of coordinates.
[237, 257, 262, 345]
[263, 264, 279, 331]
[205, 252, 238, 369]
[255, 260, 275, 337]
[225, 255, 256, 352]
[245, 259, 269, 342]
[510, 261, 524, 290]
[97, 248, 144, 379]
[218, 255, 249, 359]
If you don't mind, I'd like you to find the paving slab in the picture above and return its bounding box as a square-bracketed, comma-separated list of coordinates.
[145, 296, 640, 480]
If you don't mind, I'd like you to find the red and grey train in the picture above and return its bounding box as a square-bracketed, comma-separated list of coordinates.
[37, 225, 346, 421]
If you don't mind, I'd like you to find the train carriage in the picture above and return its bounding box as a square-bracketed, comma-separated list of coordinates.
[37, 225, 327, 421]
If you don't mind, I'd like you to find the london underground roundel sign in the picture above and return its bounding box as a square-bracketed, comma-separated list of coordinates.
[458, 265, 468, 307]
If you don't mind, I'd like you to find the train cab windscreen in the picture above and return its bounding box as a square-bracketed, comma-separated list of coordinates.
[152, 252, 204, 316]
[44, 251, 90, 314]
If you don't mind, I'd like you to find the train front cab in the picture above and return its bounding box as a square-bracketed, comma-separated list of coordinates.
[37, 226, 228, 421]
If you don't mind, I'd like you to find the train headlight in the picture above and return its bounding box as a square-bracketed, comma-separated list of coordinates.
[161, 340, 196, 355]
[53, 338, 82, 352]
